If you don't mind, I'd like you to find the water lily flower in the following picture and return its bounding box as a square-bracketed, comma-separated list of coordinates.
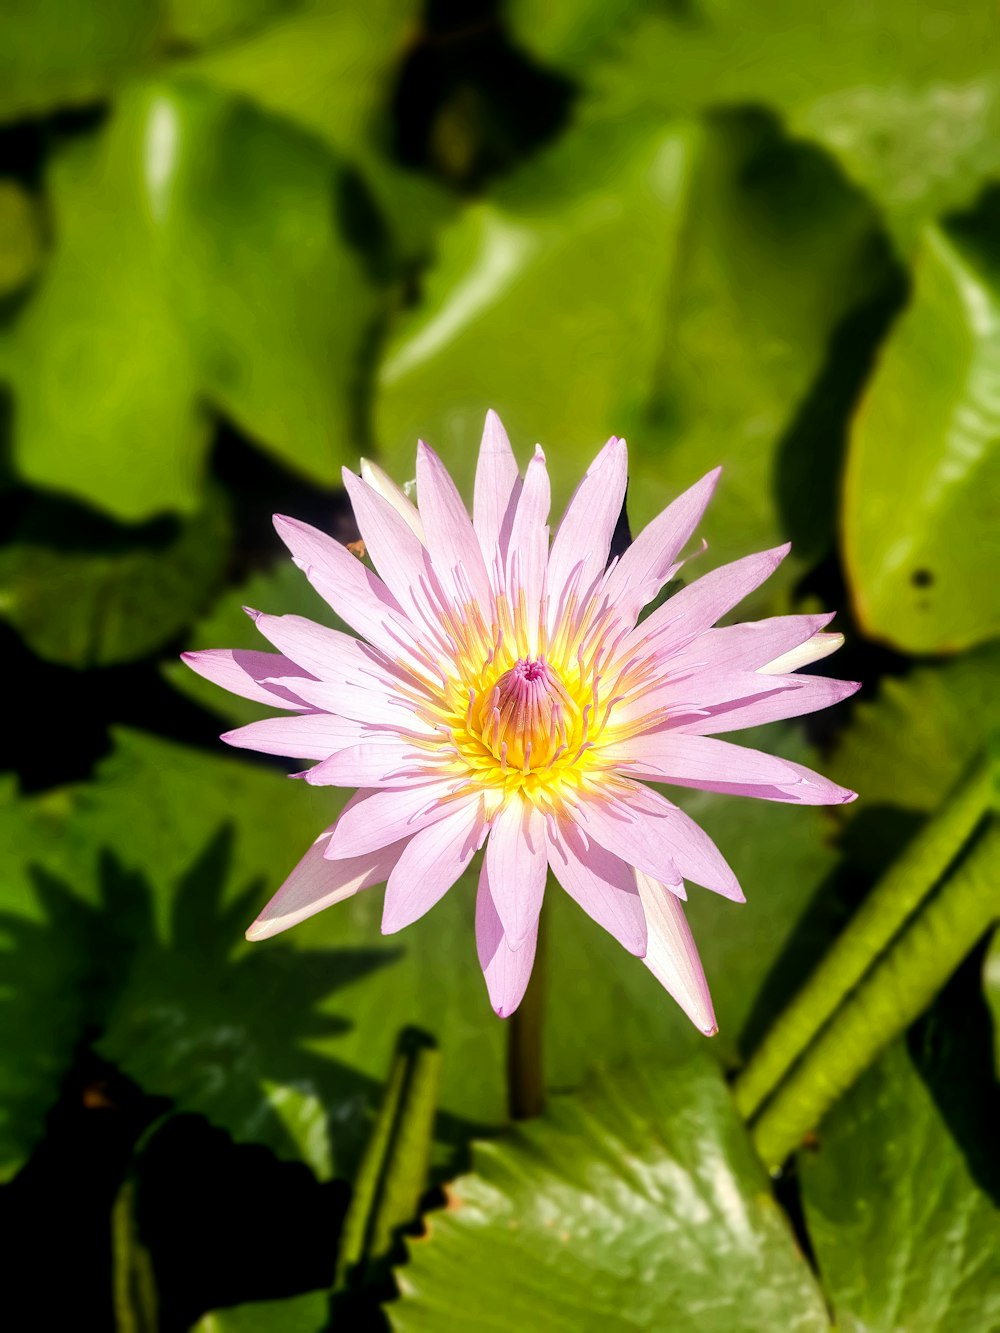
[183, 414, 858, 1033]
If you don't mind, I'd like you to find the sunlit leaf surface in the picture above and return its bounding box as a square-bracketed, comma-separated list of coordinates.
[510, 0, 1000, 248]
[844, 219, 1000, 652]
[392, 1058, 829, 1332]
[376, 108, 894, 605]
[191, 1290, 329, 1333]
[0, 80, 379, 520]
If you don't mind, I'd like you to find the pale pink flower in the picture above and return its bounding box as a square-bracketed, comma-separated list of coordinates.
[183, 414, 857, 1033]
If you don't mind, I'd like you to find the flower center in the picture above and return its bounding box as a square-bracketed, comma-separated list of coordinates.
[473, 655, 577, 772]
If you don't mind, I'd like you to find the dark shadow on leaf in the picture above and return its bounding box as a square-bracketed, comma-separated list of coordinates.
[907, 940, 1000, 1207]
[135, 1112, 351, 1331]
[739, 805, 927, 1058]
[737, 859, 862, 1061]
[0, 825, 486, 1187]
[774, 261, 907, 568]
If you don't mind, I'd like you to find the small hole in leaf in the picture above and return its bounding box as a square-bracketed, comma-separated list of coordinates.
[911, 568, 935, 588]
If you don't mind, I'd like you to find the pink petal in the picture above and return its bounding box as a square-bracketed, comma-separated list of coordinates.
[614, 667, 799, 727]
[476, 857, 539, 1017]
[473, 409, 521, 562]
[566, 793, 686, 899]
[635, 870, 718, 1035]
[272, 514, 415, 660]
[664, 613, 836, 676]
[633, 544, 791, 657]
[381, 797, 486, 933]
[484, 796, 548, 949]
[608, 732, 857, 805]
[249, 611, 372, 684]
[324, 782, 462, 859]
[220, 713, 366, 760]
[343, 468, 437, 631]
[504, 445, 550, 648]
[546, 436, 627, 616]
[675, 675, 860, 735]
[416, 440, 493, 608]
[611, 782, 744, 900]
[546, 817, 647, 955]
[181, 648, 312, 710]
[280, 673, 430, 729]
[304, 740, 441, 787]
[245, 830, 403, 941]
[601, 467, 720, 624]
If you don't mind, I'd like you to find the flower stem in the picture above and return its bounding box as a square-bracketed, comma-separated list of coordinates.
[750, 816, 1000, 1172]
[733, 752, 996, 1122]
[507, 906, 546, 1119]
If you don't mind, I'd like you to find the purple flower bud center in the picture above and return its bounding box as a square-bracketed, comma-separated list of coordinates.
[475, 655, 577, 773]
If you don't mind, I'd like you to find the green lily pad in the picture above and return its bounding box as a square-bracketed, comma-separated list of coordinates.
[165, 0, 298, 50]
[390, 1057, 829, 1332]
[826, 644, 1000, 815]
[0, 736, 340, 1182]
[1, 79, 379, 520]
[0, 493, 231, 667]
[0, 181, 45, 298]
[843, 220, 1000, 653]
[191, 1290, 330, 1333]
[510, 0, 1000, 250]
[180, 0, 451, 262]
[163, 557, 348, 726]
[375, 108, 893, 604]
[0, 0, 163, 123]
[181, 0, 420, 159]
[800, 1038, 1000, 1330]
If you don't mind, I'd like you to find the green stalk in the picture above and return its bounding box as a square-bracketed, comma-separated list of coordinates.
[734, 753, 995, 1121]
[111, 1180, 158, 1333]
[336, 1027, 440, 1287]
[507, 902, 547, 1120]
[750, 818, 1000, 1172]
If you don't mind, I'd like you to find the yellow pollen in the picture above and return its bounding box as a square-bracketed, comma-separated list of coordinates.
[402, 589, 648, 807]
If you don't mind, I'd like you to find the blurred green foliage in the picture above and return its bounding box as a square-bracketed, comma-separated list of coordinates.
[1, 0, 999, 1327]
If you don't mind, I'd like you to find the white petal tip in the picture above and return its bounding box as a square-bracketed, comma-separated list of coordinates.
[245, 919, 278, 942]
[241, 605, 261, 621]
